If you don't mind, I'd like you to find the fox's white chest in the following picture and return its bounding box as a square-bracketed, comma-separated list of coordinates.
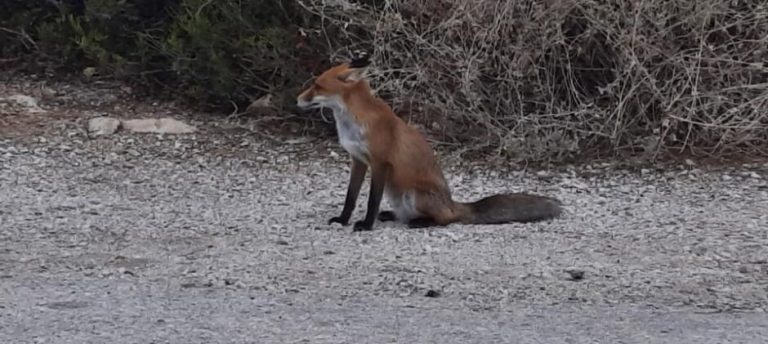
[333, 109, 369, 163]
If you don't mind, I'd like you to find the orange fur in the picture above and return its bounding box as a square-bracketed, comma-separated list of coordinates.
[297, 61, 561, 231]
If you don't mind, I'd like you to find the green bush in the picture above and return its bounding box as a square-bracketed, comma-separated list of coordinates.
[137, 0, 306, 104]
[1, 1, 169, 70]
[1, 0, 336, 107]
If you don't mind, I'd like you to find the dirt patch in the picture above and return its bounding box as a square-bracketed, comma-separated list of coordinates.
[1, 76, 768, 343]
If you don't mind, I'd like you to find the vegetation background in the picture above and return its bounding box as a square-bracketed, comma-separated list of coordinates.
[2, 0, 767, 162]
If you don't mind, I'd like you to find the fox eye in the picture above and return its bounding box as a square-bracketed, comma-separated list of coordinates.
[314, 83, 323, 91]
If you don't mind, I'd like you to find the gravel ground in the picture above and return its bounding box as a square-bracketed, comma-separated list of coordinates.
[2, 79, 768, 343]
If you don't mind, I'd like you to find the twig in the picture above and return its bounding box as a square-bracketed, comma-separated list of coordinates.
[0, 27, 38, 50]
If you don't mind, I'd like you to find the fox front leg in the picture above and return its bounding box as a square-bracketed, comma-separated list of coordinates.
[329, 158, 367, 226]
[353, 164, 389, 231]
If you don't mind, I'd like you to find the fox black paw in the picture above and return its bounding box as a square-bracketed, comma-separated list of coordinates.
[353, 221, 373, 232]
[407, 218, 437, 228]
[328, 216, 349, 226]
[377, 211, 396, 222]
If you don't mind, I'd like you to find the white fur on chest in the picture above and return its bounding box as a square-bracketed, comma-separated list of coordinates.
[332, 107, 369, 163]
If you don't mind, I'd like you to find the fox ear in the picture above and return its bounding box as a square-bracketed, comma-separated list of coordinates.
[337, 50, 370, 83]
[337, 68, 365, 83]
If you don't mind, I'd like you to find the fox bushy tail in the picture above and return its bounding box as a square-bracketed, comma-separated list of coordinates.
[460, 193, 562, 224]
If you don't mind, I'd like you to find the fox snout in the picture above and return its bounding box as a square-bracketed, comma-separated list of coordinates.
[296, 88, 334, 110]
[296, 97, 311, 109]
[296, 90, 314, 109]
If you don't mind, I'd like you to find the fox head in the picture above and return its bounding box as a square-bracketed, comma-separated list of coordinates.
[297, 52, 371, 110]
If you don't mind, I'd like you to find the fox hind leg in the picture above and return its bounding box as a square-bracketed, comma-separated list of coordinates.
[411, 191, 465, 228]
[407, 217, 438, 228]
[378, 211, 397, 222]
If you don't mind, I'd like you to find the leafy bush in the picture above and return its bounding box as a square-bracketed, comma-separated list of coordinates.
[1, 1, 174, 70]
[1, 0, 336, 107]
[137, 0, 310, 105]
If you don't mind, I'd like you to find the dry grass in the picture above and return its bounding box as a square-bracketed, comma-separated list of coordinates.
[304, 0, 768, 162]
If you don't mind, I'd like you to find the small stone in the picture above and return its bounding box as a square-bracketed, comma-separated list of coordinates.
[122, 118, 196, 134]
[118, 267, 135, 276]
[40, 86, 57, 98]
[564, 268, 585, 281]
[43, 300, 90, 310]
[424, 289, 441, 298]
[738, 265, 750, 274]
[563, 179, 589, 190]
[83, 67, 98, 78]
[2, 94, 46, 113]
[88, 117, 121, 136]
[245, 94, 274, 113]
[721, 175, 732, 181]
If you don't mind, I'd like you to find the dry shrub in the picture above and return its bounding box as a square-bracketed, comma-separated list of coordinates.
[306, 0, 768, 161]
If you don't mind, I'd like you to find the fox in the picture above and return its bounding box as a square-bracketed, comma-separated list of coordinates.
[296, 52, 562, 231]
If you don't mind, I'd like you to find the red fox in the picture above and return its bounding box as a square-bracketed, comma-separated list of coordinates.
[296, 53, 562, 231]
